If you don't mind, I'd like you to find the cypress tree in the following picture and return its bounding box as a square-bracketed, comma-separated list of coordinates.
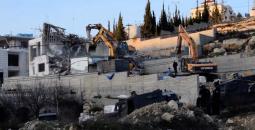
[167, 7, 175, 32]
[159, 3, 169, 31]
[113, 19, 117, 36]
[211, 2, 222, 24]
[236, 12, 243, 21]
[115, 13, 126, 41]
[202, 0, 210, 23]
[196, 12, 202, 23]
[108, 20, 111, 32]
[188, 17, 194, 25]
[185, 17, 189, 27]
[168, 16, 175, 32]
[173, 6, 181, 26]
[152, 11, 157, 36]
[141, 0, 153, 38]
[181, 16, 185, 26]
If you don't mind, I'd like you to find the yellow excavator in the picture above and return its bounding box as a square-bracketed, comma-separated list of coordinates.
[86, 24, 117, 58]
[176, 25, 217, 74]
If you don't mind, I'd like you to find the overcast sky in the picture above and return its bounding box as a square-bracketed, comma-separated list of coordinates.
[0, 0, 253, 37]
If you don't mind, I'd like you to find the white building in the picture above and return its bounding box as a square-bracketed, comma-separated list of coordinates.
[0, 35, 33, 86]
[250, 0, 255, 17]
[29, 23, 88, 77]
[125, 25, 141, 39]
[28, 37, 50, 77]
[190, 0, 236, 22]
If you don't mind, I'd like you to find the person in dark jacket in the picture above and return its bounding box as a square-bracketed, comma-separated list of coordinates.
[198, 85, 211, 114]
[173, 61, 178, 76]
[212, 81, 221, 115]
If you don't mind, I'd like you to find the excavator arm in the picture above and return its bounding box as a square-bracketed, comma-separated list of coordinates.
[176, 25, 198, 60]
[86, 24, 116, 58]
[93, 31, 116, 57]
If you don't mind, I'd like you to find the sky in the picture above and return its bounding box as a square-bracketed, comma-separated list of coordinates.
[0, 0, 253, 37]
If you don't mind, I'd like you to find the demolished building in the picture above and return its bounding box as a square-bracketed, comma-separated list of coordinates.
[0, 34, 33, 86]
[29, 23, 89, 77]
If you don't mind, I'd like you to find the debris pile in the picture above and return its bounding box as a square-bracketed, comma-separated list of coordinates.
[214, 17, 255, 34]
[204, 35, 255, 57]
[120, 101, 218, 130]
[224, 113, 255, 130]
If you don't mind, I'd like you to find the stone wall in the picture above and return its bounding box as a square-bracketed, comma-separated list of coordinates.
[2, 72, 199, 105]
[202, 54, 255, 78]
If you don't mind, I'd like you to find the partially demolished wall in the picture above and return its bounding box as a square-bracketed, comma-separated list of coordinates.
[29, 23, 88, 76]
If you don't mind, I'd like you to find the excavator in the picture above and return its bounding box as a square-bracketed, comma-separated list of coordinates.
[176, 25, 217, 74]
[86, 24, 144, 74]
[86, 24, 117, 58]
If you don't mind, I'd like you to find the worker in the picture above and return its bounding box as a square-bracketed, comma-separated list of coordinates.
[173, 61, 178, 76]
[197, 85, 211, 114]
[212, 81, 220, 115]
[128, 61, 134, 76]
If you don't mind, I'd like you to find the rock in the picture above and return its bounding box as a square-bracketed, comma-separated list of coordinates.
[213, 48, 226, 54]
[186, 110, 195, 118]
[79, 113, 93, 123]
[204, 114, 214, 123]
[167, 100, 178, 110]
[248, 36, 255, 45]
[223, 38, 247, 46]
[226, 119, 234, 124]
[161, 113, 174, 122]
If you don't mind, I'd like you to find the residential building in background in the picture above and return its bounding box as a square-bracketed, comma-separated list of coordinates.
[190, 0, 236, 22]
[251, 0, 255, 17]
[0, 34, 33, 86]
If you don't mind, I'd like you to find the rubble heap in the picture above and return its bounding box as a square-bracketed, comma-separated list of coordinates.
[120, 101, 218, 130]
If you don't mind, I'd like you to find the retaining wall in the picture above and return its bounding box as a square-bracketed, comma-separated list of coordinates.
[2, 73, 199, 105]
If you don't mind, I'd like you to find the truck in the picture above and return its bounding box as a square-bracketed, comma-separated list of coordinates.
[105, 89, 180, 117]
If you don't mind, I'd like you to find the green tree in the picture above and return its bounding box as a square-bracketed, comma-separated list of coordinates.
[159, 3, 169, 31]
[141, 0, 153, 38]
[108, 20, 111, 32]
[202, 0, 210, 23]
[181, 16, 185, 26]
[168, 16, 175, 32]
[198, 12, 202, 23]
[236, 12, 243, 20]
[152, 11, 157, 36]
[167, 8, 175, 32]
[112, 19, 117, 36]
[188, 17, 194, 25]
[211, 2, 222, 24]
[173, 6, 181, 26]
[115, 13, 126, 41]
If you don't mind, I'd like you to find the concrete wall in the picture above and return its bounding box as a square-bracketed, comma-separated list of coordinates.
[202, 54, 255, 77]
[143, 54, 255, 76]
[127, 29, 215, 57]
[0, 50, 8, 79]
[29, 55, 50, 77]
[0, 48, 28, 80]
[2, 72, 199, 105]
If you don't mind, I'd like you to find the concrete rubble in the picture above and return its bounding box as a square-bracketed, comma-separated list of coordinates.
[119, 101, 218, 130]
